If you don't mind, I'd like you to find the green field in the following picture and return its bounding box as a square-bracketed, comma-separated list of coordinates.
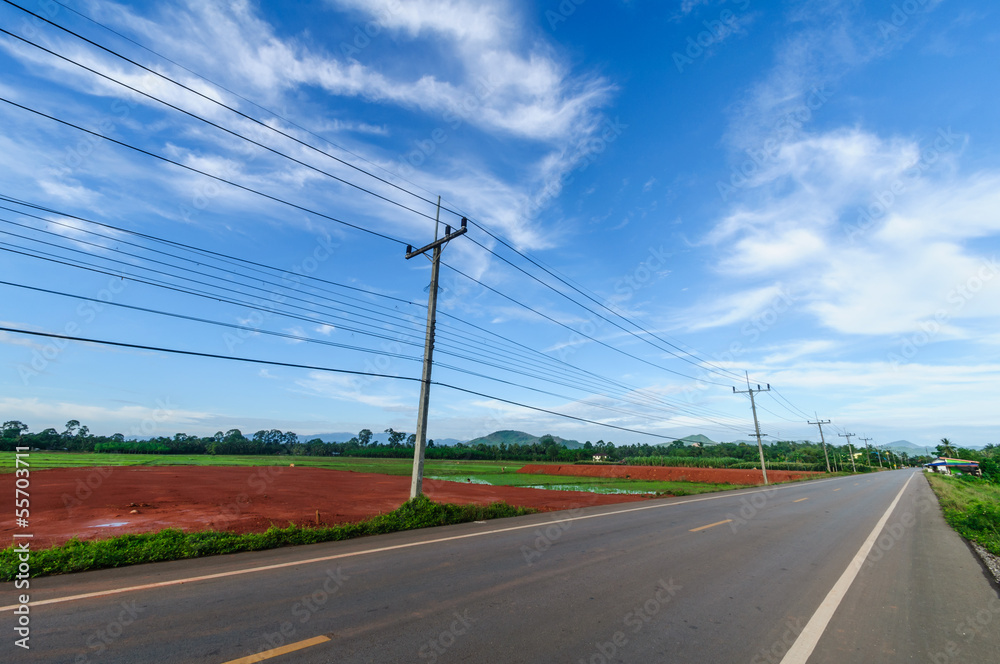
[927, 474, 1000, 556]
[0, 452, 745, 496]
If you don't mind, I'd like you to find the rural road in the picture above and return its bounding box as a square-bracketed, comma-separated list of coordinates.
[6, 470, 999, 663]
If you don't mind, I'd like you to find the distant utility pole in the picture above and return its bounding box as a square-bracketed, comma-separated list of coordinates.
[405, 200, 467, 499]
[808, 415, 832, 473]
[733, 373, 771, 485]
[838, 432, 857, 473]
[860, 437, 882, 468]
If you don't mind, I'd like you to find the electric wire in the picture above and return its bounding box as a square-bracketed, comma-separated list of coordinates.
[0, 194, 745, 425]
[2, 3, 750, 386]
[0, 24, 441, 227]
[0, 3, 785, 423]
[441, 260, 733, 386]
[0, 325, 695, 442]
[0, 95, 408, 246]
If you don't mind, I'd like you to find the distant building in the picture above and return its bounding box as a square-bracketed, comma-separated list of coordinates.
[924, 457, 981, 477]
[592, 455, 609, 462]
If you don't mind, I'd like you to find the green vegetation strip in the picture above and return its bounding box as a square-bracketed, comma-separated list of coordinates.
[927, 474, 1000, 557]
[0, 452, 527, 475]
[0, 496, 534, 580]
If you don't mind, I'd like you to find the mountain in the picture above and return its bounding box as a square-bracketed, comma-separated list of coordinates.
[297, 432, 464, 446]
[464, 430, 584, 449]
[655, 434, 718, 447]
[884, 440, 927, 453]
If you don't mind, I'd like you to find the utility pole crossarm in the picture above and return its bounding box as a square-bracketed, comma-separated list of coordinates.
[405, 218, 467, 259]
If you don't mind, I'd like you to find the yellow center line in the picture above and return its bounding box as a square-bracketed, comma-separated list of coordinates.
[793, 498, 809, 503]
[690, 519, 732, 532]
[221, 636, 330, 664]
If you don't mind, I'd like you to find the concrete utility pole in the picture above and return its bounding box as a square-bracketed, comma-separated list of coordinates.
[405, 201, 467, 499]
[838, 432, 857, 473]
[809, 416, 832, 473]
[860, 437, 881, 468]
[734, 373, 771, 485]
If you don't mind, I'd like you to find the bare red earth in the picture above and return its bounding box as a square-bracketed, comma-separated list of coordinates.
[1, 466, 650, 548]
[518, 464, 820, 485]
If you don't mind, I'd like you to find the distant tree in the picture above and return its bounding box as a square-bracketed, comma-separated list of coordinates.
[406, 433, 417, 446]
[936, 437, 957, 458]
[62, 420, 81, 437]
[2, 421, 28, 439]
[385, 428, 407, 447]
[358, 429, 373, 446]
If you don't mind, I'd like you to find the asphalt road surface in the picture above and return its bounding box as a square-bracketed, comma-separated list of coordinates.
[6, 470, 999, 663]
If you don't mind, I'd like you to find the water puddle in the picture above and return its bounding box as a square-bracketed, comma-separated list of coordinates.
[89, 522, 129, 528]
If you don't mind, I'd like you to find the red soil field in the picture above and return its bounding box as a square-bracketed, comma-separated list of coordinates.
[1, 466, 651, 548]
[518, 464, 820, 485]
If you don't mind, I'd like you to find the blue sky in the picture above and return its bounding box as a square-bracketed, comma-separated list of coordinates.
[0, 0, 998, 449]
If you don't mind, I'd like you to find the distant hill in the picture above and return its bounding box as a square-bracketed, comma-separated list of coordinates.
[465, 430, 584, 449]
[656, 434, 718, 447]
[297, 432, 464, 446]
[884, 440, 926, 453]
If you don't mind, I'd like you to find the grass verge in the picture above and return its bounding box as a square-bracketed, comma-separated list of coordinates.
[0, 496, 535, 580]
[926, 474, 1000, 557]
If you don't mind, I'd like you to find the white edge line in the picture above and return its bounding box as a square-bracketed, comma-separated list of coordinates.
[779, 472, 916, 664]
[5, 476, 846, 610]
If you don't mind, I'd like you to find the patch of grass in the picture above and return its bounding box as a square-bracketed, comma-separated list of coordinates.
[927, 474, 1000, 557]
[427, 472, 747, 496]
[0, 496, 535, 580]
[0, 452, 528, 475]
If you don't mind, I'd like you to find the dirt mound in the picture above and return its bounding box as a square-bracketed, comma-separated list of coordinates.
[1, 466, 651, 548]
[517, 464, 820, 485]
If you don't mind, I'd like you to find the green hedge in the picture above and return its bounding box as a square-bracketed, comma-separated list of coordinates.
[0, 496, 534, 579]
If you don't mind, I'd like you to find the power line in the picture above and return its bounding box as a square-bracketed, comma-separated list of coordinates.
[4, 2, 749, 387]
[0, 194, 422, 310]
[0, 325, 690, 442]
[0, 196, 746, 428]
[4, 0, 779, 407]
[441, 260, 733, 387]
[0, 96, 408, 246]
[0, 24, 441, 228]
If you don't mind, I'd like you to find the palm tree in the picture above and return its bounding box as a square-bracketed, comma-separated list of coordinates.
[936, 437, 957, 458]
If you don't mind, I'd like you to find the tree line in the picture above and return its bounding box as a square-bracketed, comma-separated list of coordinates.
[2, 420, 994, 471]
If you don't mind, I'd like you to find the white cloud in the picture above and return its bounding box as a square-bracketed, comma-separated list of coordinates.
[706, 126, 1000, 337]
